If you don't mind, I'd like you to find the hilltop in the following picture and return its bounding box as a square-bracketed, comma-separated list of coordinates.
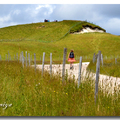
[0, 20, 106, 41]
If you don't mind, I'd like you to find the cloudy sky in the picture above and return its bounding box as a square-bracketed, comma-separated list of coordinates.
[0, 2, 120, 35]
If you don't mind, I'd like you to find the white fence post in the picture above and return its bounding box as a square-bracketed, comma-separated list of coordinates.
[22, 51, 24, 68]
[34, 53, 36, 73]
[50, 53, 52, 78]
[95, 51, 101, 104]
[42, 52, 45, 76]
[22, 56, 25, 68]
[20, 52, 21, 62]
[28, 53, 30, 66]
[62, 48, 67, 82]
[78, 56, 82, 88]
[21, 51, 23, 63]
[26, 51, 27, 67]
[101, 54, 103, 66]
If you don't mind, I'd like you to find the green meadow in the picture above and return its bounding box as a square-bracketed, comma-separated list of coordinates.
[0, 20, 120, 116]
[1, 32, 120, 61]
[0, 61, 119, 116]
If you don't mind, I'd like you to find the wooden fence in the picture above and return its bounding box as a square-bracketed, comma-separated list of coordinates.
[0, 49, 120, 104]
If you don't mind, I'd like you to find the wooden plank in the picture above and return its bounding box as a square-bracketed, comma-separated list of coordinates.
[26, 51, 27, 67]
[34, 53, 36, 73]
[28, 53, 30, 66]
[22, 51, 24, 68]
[62, 48, 67, 82]
[95, 51, 101, 104]
[101, 54, 103, 66]
[50, 53, 52, 78]
[20, 52, 21, 62]
[42, 52, 45, 76]
[78, 56, 82, 88]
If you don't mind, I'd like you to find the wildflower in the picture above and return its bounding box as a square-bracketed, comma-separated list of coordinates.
[9, 104, 12, 107]
[66, 93, 68, 95]
[36, 83, 40, 86]
[54, 91, 55, 92]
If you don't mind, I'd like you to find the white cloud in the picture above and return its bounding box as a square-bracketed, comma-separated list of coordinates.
[25, 6, 39, 17]
[47, 5, 55, 15]
[36, 5, 44, 10]
[106, 18, 120, 27]
[13, 9, 21, 15]
[36, 4, 55, 15]
[25, 7, 31, 12]
[0, 14, 11, 22]
[52, 4, 95, 20]
[98, 18, 120, 35]
[88, 12, 104, 23]
[24, 4, 55, 19]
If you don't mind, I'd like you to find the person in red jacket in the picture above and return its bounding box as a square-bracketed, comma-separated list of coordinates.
[68, 49, 76, 69]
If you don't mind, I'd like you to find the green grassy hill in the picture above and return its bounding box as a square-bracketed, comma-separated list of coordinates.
[0, 20, 119, 61]
[0, 20, 105, 41]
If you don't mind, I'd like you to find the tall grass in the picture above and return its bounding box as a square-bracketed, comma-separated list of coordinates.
[0, 61, 119, 116]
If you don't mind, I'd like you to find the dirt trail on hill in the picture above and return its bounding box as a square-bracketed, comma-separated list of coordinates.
[35, 62, 120, 94]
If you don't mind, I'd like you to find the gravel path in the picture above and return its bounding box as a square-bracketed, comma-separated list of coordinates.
[36, 62, 89, 80]
[35, 62, 120, 95]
